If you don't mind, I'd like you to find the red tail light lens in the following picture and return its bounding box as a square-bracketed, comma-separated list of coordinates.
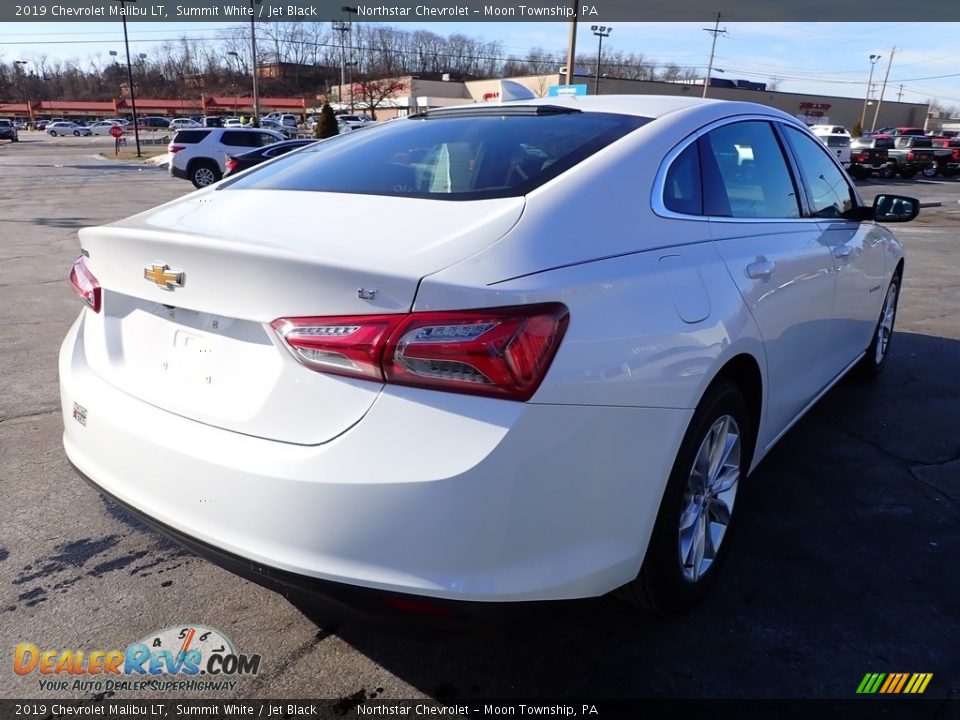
[69, 256, 101, 313]
[854, 152, 866, 163]
[168, 145, 185, 154]
[953, 149, 960, 161]
[907, 151, 915, 161]
[272, 303, 569, 401]
[271, 315, 402, 381]
[225, 157, 238, 171]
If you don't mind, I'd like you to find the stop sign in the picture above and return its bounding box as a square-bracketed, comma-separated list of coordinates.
[110, 125, 124, 138]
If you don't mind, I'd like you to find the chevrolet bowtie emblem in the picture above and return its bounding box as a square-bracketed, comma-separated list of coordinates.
[144, 263, 184, 290]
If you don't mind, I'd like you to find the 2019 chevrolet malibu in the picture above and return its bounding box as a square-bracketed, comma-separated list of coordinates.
[60, 96, 917, 616]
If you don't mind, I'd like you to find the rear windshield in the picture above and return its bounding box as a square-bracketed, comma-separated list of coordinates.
[173, 130, 211, 144]
[825, 136, 849, 147]
[222, 108, 649, 200]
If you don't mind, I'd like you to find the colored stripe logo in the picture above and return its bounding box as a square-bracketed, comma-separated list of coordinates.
[857, 672, 933, 694]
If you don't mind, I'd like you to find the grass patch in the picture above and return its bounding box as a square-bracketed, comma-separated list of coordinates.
[107, 147, 169, 162]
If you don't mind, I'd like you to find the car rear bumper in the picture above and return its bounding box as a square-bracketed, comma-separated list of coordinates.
[170, 164, 188, 180]
[60, 311, 690, 604]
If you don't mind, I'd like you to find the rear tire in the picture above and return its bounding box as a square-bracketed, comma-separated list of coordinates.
[921, 162, 938, 178]
[73, 130, 81, 137]
[617, 379, 754, 615]
[859, 273, 900, 377]
[189, 161, 221, 189]
[878, 163, 896, 179]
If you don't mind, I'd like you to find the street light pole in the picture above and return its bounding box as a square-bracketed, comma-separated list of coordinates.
[590, 25, 611, 95]
[859, 54, 880, 135]
[113, 0, 141, 157]
[227, 52, 240, 114]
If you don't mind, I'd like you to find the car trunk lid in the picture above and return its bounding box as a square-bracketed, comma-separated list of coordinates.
[77, 189, 524, 445]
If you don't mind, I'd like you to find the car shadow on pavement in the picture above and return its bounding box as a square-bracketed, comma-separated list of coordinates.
[292, 330, 960, 700]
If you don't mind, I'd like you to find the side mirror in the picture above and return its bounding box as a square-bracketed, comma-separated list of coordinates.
[873, 194, 919, 223]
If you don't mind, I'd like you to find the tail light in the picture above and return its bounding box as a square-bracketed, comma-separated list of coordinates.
[907, 151, 915, 161]
[854, 152, 867, 163]
[272, 303, 569, 402]
[168, 145, 185, 153]
[225, 157, 238, 172]
[953, 149, 960, 161]
[69, 256, 101, 313]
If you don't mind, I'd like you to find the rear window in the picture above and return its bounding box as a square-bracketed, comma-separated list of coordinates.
[222, 131, 279, 148]
[222, 108, 648, 200]
[173, 130, 211, 144]
[825, 136, 849, 148]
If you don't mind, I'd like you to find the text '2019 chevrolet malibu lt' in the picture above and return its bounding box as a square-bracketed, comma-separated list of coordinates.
[60, 96, 917, 616]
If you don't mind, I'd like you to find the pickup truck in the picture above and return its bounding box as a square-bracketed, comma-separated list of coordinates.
[848, 136, 894, 179]
[929, 137, 960, 177]
[877, 135, 938, 179]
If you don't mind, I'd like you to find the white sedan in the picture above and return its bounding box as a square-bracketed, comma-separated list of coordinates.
[88, 120, 123, 135]
[169, 118, 200, 131]
[47, 121, 92, 137]
[61, 96, 916, 616]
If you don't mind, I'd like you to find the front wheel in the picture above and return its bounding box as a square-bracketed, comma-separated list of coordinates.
[617, 379, 754, 615]
[921, 162, 938, 178]
[878, 163, 896, 179]
[73, 130, 81, 137]
[859, 274, 900, 376]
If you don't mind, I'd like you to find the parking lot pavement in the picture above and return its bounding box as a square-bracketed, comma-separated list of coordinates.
[1, 138, 958, 703]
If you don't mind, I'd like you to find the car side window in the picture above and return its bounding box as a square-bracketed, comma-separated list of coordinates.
[700, 121, 800, 219]
[258, 133, 280, 147]
[783, 126, 855, 219]
[663, 142, 703, 215]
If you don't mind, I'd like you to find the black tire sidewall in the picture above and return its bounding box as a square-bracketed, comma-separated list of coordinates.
[190, 162, 221, 189]
[638, 379, 754, 614]
[862, 275, 900, 375]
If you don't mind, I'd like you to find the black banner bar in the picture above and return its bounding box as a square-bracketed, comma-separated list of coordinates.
[0, 698, 951, 720]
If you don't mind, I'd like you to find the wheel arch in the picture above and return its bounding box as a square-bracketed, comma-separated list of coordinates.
[698, 351, 764, 472]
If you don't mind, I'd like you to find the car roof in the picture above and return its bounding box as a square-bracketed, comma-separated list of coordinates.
[461, 94, 798, 125]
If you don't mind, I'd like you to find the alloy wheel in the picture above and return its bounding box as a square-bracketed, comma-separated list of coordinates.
[876, 282, 898, 365]
[678, 415, 741, 583]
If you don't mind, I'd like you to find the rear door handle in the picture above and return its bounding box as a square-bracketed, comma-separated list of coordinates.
[746, 259, 776, 279]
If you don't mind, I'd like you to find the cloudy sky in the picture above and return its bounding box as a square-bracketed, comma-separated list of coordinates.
[3, 21, 960, 107]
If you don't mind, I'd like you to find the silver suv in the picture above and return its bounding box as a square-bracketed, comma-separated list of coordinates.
[168, 127, 284, 188]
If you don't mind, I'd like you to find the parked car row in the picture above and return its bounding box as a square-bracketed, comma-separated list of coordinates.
[809, 123, 960, 180]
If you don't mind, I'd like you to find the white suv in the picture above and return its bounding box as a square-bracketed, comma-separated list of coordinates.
[168, 127, 284, 188]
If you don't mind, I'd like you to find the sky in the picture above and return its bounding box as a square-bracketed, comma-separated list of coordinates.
[3, 21, 960, 107]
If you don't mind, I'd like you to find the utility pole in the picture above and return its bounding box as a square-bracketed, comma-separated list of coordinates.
[114, 0, 141, 157]
[333, 20, 349, 107]
[871, 47, 896, 132]
[702, 13, 727, 99]
[250, 0, 261, 125]
[563, 0, 577, 87]
[897, 84, 904, 102]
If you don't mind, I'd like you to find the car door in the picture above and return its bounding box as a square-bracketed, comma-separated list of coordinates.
[781, 125, 888, 368]
[704, 119, 839, 448]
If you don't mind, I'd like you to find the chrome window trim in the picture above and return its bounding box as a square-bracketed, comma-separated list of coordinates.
[652, 113, 836, 225]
